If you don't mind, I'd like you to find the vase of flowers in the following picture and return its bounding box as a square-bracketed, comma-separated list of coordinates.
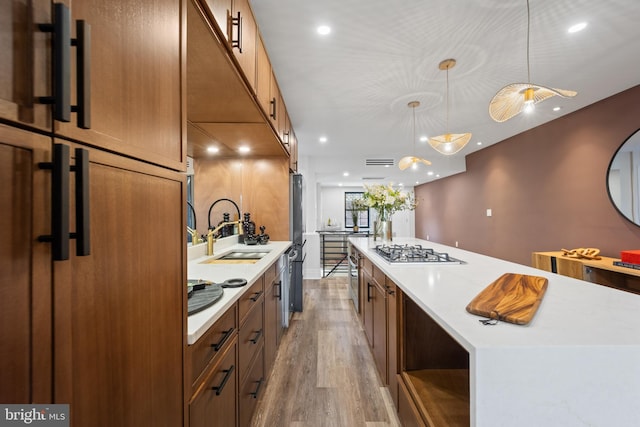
[350, 198, 368, 233]
[363, 183, 416, 241]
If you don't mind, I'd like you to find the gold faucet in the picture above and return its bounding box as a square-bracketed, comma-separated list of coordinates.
[187, 226, 201, 245]
[206, 220, 243, 256]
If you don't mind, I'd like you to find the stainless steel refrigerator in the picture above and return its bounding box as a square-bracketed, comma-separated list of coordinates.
[290, 174, 305, 311]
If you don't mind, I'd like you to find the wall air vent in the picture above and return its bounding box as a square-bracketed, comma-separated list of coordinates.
[365, 158, 394, 166]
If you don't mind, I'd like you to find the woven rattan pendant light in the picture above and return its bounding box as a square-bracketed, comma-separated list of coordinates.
[489, 0, 576, 122]
[429, 59, 472, 155]
[398, 101, 432, 171]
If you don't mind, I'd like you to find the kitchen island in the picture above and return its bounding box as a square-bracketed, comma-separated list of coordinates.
[350, 237, 640, 427]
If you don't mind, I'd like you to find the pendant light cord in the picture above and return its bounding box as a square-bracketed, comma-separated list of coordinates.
[445, 68, 450, 133]
[412, 104, 416, 155]
[526, 0, 531, 84]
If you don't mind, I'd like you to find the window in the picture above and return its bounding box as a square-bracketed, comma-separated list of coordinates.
[345, 192, 369, 229]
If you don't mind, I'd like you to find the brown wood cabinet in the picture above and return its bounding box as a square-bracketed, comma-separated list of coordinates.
[202, 0, 232, 41]
[53, 144, 185, 427]
[0, 0, 51, 132]
[0, 125, 52, 404]
[54, 0, 185, 171]
[1, 0, 186, 423]
[189, 338, 238, 427]
[230, 0, 257, 91]
[401, 295, 470, 427]
[532, 251, 640, 295]
[264, 263, 283, 374]
[386, 279, 399, 407]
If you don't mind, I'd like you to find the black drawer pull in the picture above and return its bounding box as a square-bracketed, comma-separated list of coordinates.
[367, 282, 372, 302]
[269, 97, 277, 120]
[38, 3, 71, 122]
[72, 20, 91, 129]
[38, 144, 70, 260]
[211, 327, 234, 352]
[249, 290, 263, 302]
[231, 11, 242, 52]
[249, 329, 262, 344]
[250, 377, 264, 399]
[274, 281, 282, 300]
[211, 365, 235, 396]
[71, 148, 90, 256]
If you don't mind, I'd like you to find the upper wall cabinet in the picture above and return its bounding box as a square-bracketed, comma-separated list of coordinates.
[0, 0, 52, 132]
[52, 0, 184, 171]
[188, 0, 294, 160]
[202, 0, 231, 41]
[230, 0, 257, 91]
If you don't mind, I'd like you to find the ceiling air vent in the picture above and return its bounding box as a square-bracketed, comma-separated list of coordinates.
[362, 177, 386, 181]
[365, 158, 394, 166]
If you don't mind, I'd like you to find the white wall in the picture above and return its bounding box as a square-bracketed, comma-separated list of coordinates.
[298, 155, 416, 279]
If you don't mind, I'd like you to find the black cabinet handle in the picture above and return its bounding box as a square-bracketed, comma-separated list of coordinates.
[38, 3, 91, 129]
[72, 148, 90, 256]
[211, 365, 235, 396]
[38, 3, 71, 122]
[250, 290, 263, 302]
[211, 327, 234, 352]
[72, 20, 91, 129]
[249, 329, 263, 344]
[269, 97, 277, 120]
[367, 282, 372, 302]
[38, 144, 70, 260]
[274, 281, 282, 300]
[250, 377, 264, 399]
[231, 11, 242, 52]
[38, 144, 91, 260]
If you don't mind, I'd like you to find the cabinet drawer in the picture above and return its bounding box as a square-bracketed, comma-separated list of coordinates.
[189, 338, 238, 427]
[239, 277, 264, 323]
[190, 304, 238, 393]
[239, 346, 265, 427]
[372, 264, 385, 286]
[363, 256, 373, 275]
[238, 300, 264, 385]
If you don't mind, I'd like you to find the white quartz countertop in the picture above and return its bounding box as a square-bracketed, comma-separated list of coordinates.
[186, 240, 292, 344]
[350, 236, 640, 426]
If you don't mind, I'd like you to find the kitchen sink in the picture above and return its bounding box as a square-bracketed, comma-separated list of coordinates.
[199, 249, 271, 264]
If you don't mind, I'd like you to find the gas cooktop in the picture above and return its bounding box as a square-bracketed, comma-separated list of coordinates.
[374, 244, 464, 264]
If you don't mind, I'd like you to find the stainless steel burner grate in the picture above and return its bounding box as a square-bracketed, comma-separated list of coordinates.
[374, 244, 463, 264]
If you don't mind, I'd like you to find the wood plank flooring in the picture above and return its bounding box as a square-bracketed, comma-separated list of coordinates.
[252, 277, 400, 427]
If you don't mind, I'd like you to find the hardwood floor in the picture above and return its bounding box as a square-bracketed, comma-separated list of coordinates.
[252, 277, 400, 427]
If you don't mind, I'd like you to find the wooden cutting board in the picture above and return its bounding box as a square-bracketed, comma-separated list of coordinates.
[466, 273, 548, 325]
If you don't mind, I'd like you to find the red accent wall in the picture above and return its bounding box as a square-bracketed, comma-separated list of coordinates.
[415, 85, 640, 266]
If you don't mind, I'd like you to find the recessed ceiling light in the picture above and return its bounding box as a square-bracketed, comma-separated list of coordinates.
[553, 106, 561, 111]
[319, 136, 328, 143]
[415, 181, 419, 185]
[238, 146, 250, 154]
[568, 22, 587, 33]
[419, 136, 428, 142]
[477, 141, 482, 146]
[427, 171, 434, 176]
[384, 165, 390, 168]
[343, 172, 349, 177]
[338, 183, 343, 187]
[206, 146, 219, 153]
[399, 183, 404, 186]
[317, 25, 331, 35]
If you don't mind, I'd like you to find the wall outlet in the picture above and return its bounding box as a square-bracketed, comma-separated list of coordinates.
[455, 241, 459, 247]
[426, 235, 430, 240]
[486, 208, 492, 217]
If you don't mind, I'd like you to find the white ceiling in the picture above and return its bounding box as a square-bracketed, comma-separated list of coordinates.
[250, 0, 640, 187]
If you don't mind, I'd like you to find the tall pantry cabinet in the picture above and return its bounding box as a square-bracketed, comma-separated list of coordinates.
[1, 1, 186, 426]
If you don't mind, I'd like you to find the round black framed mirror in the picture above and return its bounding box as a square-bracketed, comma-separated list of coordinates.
[607, 128, 640, 226]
